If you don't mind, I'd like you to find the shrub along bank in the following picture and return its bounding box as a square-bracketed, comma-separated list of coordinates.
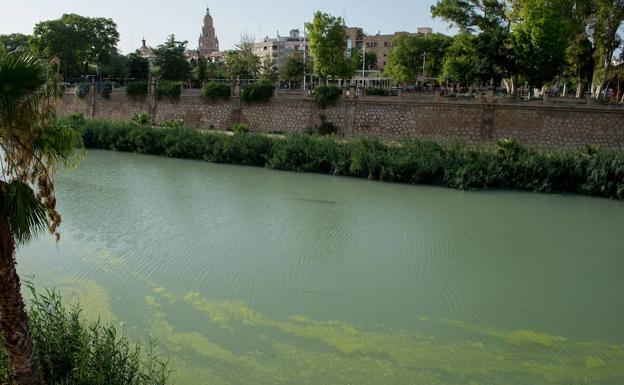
[67, 117, 624, 199]
[0, 286, 168, 385]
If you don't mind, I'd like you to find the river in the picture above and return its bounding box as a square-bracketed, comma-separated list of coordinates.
[18, 150, 624, 385]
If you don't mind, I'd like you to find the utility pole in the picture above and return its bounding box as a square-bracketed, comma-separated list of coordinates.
[362, 43, 366, 89]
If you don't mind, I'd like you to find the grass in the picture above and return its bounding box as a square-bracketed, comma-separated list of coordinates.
[63, 116, 624, 200]
[0, 285, 169, 385]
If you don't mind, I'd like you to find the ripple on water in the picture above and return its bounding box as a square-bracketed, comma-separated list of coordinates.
[17, 150, 624, 385]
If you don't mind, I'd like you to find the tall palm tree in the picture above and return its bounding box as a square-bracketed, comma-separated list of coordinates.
[0, 49, 83, 385]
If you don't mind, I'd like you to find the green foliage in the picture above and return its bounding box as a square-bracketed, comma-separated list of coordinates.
[0, 33, 31, 53]
[241, 80, 274, 103]
[440, 33, 479, 85]
[156, 80, 181, 99]
[268, 134, 349, 174]
[31, 14, 119, 79]
[306, 12, 356, 79]
[99, 51, 128, 79]
[512, 0, 567, 89]
[127, 52, 149, 80]
[0, 285, 170, 385]
[431, 0, 511, 87]
[590, 0, 624, 97]
[125, 81, 148, 98]
[131, 113, 150, 125]
[76, 83, 90, 98]
[0, 181, 47, 244]
[202, 81, 231, 101]
[226, 36, 260, 80]
[313, 85, 342, 108]
[385, 33, 453, 82]
[164, 119, 183, 129]
[153, 35, 191, 81]
[259, 56, 279, 83]
[364, 88, 390, 96]
[232, 124, 249, 134]
[280, 52, 306, 83]
[71, 118, 624, 200]
[195, 56, 208, 83]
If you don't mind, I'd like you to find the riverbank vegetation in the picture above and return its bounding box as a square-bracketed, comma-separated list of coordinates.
[0, 286, 169, 385]
[67, 117, 624, 199]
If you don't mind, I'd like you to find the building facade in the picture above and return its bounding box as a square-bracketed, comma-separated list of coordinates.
[253, 29, 309, 69]
[137, 38, 156, 66]
[362, 28, 433, 71]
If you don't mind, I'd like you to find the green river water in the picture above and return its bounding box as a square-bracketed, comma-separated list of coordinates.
[17, 150, 624, 385]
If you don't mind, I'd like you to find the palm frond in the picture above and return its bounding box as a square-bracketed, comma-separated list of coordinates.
[34, 123, 86, 169]
[0, 52, 49, 125]
[0, 180, 48, 244]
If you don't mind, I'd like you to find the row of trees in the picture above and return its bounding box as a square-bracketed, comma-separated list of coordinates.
[2, 4, 623, 95]
[383, 0, 624, 99]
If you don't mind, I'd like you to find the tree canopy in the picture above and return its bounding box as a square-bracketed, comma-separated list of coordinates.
[0, 34, 31, 53]
[31, 14, 119, 79]
[306, 12, 356, 79]
[153, 35, 191, 81]
[385, 33, 452, 82]
[225, 35, 260, 80]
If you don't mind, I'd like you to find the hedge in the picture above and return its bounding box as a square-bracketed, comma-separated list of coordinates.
[60, 117, 624, 200]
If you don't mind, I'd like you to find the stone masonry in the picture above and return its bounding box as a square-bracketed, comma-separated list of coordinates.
[57, 88, 624, 151]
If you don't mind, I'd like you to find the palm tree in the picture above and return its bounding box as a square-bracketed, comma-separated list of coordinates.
[0, 50, 83, 385]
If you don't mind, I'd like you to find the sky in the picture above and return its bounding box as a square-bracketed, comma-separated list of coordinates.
[0, 0, 454, 53]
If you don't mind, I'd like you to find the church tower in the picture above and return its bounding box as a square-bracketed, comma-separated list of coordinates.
[198, 7, 219, 56]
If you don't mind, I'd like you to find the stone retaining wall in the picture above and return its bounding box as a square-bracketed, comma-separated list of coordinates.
[58, 89, 624, 150]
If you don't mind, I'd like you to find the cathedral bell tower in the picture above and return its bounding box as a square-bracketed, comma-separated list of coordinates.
[198, 7, 220, 56]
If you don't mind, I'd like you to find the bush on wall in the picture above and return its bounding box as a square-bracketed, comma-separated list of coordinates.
[313, 85, 342, 109]
[157, 80, 181, 99]
[126, 81, 148, 98]
[364, 88, 390, 96]
[241, 80, 274, 103]
[202, 82, 231, 101]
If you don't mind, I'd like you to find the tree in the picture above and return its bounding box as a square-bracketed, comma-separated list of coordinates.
[306, 12, 355, 80]
[512, 0, 567, 95]
[590, 0, 624, 98]
[385, 33, 452, 82]
[206, 61, 227, 80]
[543, 0, 594, 97]
[31, 14, 119, 79]
[127, 52, 150, 80]
[432, 0, 512, 89]
[195, 55, 208, 83]
[99, 50, 128, 79]
[259, 55, 278, 83]
[225, 35, 260, 79]
[440, 34, 479, 88]
[280, 52, 306, 85]
[0, 34, 31, 53]
[360, 51, 377, 71]
[0, 51, 83, 385]
[153, 35, 191, 81]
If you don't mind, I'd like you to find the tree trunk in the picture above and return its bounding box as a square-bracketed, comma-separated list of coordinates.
[576, 82, 584, 99]
[0, 216, 39, 385]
